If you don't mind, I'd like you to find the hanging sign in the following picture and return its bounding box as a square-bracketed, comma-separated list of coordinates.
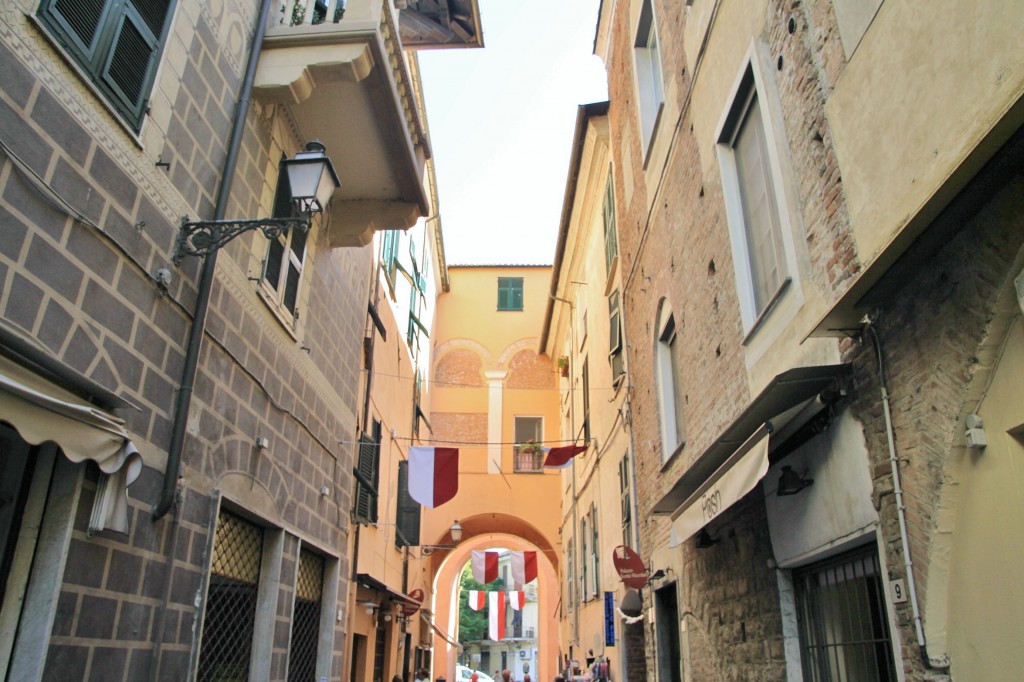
[403, 588, 424, 616]
[612, 545, 649, 589]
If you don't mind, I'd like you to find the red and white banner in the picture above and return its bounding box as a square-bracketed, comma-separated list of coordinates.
[488, 590, 506, 641]
[508, 591, 525, 611]
[408, 446, 459, 508]
[543, 444, 588, 468]
[510, 550, 538, 586]
[466, 590, 486, 611]
[471, 550, 499, 584]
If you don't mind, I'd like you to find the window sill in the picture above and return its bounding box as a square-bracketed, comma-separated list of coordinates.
[256, 284, 300, 341]
[742, 276, 792, 346]
[641, 102, 665, 172]
[660, 439, 686, 472]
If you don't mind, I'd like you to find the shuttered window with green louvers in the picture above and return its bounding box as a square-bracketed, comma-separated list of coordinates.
[38, 0, 175, 131]
[354, 421, 381, 523]
[395, 460, 421, 547]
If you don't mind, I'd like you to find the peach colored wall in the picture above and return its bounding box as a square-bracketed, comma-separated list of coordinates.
[421, 266, 564, 679]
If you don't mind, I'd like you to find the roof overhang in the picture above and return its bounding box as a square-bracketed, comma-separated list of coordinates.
[355, 573, 421, 606]
[652, 364, 852, 515]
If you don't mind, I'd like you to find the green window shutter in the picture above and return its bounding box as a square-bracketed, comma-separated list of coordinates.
[39, 0, 173, 130]
[497, 277, 523, 311]
[603, 175, 618, 274]
[395, 461, 421, 547]
[354, 427, 380, 524]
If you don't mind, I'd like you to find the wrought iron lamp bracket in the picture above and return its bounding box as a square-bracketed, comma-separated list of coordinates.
[174, 215, 310, 263]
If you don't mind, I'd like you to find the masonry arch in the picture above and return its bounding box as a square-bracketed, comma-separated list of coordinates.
[427, 521, 560, 682]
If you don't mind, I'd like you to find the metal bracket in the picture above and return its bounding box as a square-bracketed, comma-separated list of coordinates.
[173, 215, 310, 263]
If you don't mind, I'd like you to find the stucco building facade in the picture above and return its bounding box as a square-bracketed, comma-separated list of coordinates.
[582, 0, 1023, 680]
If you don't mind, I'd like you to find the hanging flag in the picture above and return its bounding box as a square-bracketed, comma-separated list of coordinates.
[488, 590, 506, 640]
[543, 444, 588, 468]
[510, 550, 538, 586]
[471, 550, 499, 584]
[408, 446, 459, 508]
[508, 591, 526, 611]
[467, 590, 486, 611]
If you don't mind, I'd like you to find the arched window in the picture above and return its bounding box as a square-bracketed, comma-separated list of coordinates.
[654, 302, 685, 462]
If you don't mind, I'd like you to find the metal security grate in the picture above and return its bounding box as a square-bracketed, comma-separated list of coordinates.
[288, 548, 325, 681]
[795, 545, 896, 682]
[197, 510, 264, 682]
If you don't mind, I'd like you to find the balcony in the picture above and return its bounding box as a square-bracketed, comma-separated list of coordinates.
[513, 445, 544, 473]
[254, 0, 432, 247]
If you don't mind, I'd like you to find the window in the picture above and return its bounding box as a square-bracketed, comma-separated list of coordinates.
[566, 537, 576, 610]
[197, 510, 264, 682]
[602, 173, 619, 275]
[717, 61, 794, 328]
[794, 544, 896, 681]
[634, 0, 664, 152]
[288, 547, 325, 682]
[394, 460, 421, 547]
[38, 0, 175, 131]
[381, 230, 400, 284]
[582, 358, 591, 445]
[497, 277, 524, 311]
[262, 160, 308, 319]
[588, 505, 600, 599]
[514, 416, 544, 472]
[655, 303, 685, 461]
[608, 291, 625, 383]
[580, 515, 590, 603]
[354, 420, 382, 523]
[618, 453, 633, 549]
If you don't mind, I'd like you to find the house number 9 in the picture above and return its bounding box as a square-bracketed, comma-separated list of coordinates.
[890, 579, 907, 604]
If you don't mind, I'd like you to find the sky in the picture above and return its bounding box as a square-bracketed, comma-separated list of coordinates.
[418, 0, 608, 266]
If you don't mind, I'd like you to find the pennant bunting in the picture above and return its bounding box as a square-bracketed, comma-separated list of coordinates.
[466, 590, 486, 611]
[543, 444, 588, 468]
[508, 591, 525, 611]
[471, 550, 499, 584]
[408, 446, 459, 508]
[488, 590, 506, 641]
[510, 550, 538, 586]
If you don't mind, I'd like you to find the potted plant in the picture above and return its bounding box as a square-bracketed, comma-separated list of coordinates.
[519, 439, 542, 455]
[557, 356, 569, 377]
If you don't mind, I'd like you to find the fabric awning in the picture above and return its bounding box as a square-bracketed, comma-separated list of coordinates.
[669, 426, 770, 547]
[355, 573, 421, 606]
[653, 364, 851, 516]
[0, 354, 142, 533]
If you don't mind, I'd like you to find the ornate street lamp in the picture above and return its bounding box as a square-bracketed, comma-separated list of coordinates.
[422, 520, 464, 555]
[174, 140, 340, 262]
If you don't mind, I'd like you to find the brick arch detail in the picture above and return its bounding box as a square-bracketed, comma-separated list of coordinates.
[506, 348, 556, 390]
[206, 436, 285, 516]
[433, 339, 492, 386]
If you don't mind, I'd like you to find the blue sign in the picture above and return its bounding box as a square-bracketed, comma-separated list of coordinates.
[603, 591, 615, 646]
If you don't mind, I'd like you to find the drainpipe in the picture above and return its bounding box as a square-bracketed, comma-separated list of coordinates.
[865, 321, 947, 670]
[153, 0, 274, 520]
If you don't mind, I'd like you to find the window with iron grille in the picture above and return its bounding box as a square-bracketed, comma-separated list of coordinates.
[262, 157, 308, 320]
[794, 544, 896, 682]
[288, 547, 325, 682]
[37, 0, 175, 131]
[618, 454, 633, 549]
[354, 420, 382, 523]
[197, 510, 264, 682]
[395, 460, 421, 547]
[497, 277, 524, 311]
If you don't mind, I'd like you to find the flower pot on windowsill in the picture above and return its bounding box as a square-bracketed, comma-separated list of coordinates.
[558, 356, 569, 377]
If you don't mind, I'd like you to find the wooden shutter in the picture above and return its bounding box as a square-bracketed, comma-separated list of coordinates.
[354, 428, 380, 523]
[394, 461, 421, 547]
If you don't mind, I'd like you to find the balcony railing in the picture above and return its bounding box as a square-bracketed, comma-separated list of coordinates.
[507, 625, 536, 640]
[513, 446, 544, 473]
[278, 0, 347, 26]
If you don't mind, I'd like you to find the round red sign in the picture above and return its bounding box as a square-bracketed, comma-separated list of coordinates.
[612, 545, 650, 589]
[402, 588, 424, 616]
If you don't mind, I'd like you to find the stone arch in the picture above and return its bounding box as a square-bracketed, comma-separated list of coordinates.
[506, 348, 556, 390]
[496, 337, 541, 370]
[206, 436, 283, 519]
[428, 527, 560, 682]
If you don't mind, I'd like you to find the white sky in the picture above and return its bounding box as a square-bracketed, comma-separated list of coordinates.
[418, 0, 608, 266]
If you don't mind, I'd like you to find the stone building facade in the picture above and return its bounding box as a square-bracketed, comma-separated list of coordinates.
[586, 0, 1023, 680]
[0, 0, 480, 680]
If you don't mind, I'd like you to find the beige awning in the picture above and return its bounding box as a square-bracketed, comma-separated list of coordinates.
[669, 427, 770, 547]
[0, 354, 141, 533]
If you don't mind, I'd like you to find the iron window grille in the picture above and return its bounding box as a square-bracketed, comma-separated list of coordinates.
[287, 548, 325, 682]
[794, 544, 896, 682]
[197, 510, 264, 682]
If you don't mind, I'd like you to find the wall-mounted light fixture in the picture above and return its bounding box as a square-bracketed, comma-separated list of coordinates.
[421, 520, 464, 555]
[777, 465, 814, 496]
[174, 141, 340, 263]
[695, 529, 720, 549]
